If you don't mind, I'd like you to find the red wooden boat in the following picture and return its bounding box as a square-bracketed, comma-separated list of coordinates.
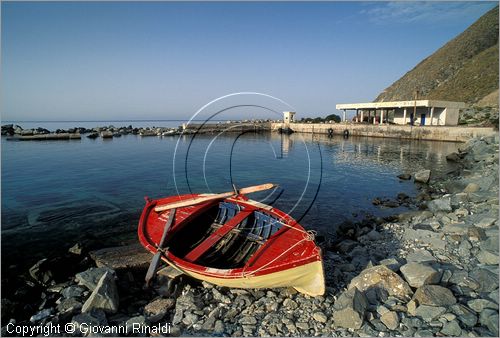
[138, 185, 325, 296]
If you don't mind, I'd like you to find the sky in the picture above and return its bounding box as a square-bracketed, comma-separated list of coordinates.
[1, 1, 497, 121]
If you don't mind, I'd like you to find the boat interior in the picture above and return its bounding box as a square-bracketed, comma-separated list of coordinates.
[166, 201, 284, 269]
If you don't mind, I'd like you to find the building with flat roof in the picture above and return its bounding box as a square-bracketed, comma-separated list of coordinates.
[336, 100, 466, 126]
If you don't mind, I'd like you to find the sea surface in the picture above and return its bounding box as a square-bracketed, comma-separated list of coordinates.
[1, 123, 461, 268]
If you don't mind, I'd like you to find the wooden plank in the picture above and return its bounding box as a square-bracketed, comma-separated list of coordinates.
[184, 210, 252, 263]
[154, 183, 275, 212]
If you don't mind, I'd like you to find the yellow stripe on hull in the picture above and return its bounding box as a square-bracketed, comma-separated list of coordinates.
[164, 260, 325, 297]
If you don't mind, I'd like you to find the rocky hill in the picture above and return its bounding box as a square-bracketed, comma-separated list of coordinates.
[375, 6, 499, 107]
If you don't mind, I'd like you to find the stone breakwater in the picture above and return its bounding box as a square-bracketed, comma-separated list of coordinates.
[1, 124, 182, 139]
[1, 136, 498, 337]
[2, 122, 271, 140]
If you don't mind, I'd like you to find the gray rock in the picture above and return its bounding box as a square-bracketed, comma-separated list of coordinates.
[427, 197, 452, 213]
[144, 298, 175, 322]
[30, 308, 53, 322]
[29, 259, 53, 286]
[463, 183, 480, 193]
[414, 305, 446, 322]
[71, 311, 108, 334]
[283, 298, 298, 309]
[413, 285, 457, 307]
[448, 270, 480, 290]
[468, 227, 487, 241]
[479, 309, 499, 335]
[348, 265, 413, 301]
[476, 217, 497, 229]
[182, 312, 199, 326]
[398, 174, 412, 180]
[240, 316, 257, 325]
[467, 299, 499, 312]
[477, 250, 499, 265]
[450, 304, 477, 327]
[213, 320, 224, 334]
[312, 311, 327, 323]
[75, 267, 115, 291]
[406, 249, 436, 263]
[379, 258, 402, 271]
[126, 316, 147, 332]
[56, 298, 82, 314]
[404, 228, 445, 250]
[82, 271, 119, 314]
[481, 236, 499, 253]
[469, 268, 499, 292]
[68, 243, 83, 255]
[380, 310, 399, 330]
[414, 170, 431, 184]
[400, 262, 441, 288]
[332, 287, 367, 329]
[440, 320, 462, 336]
[61, 286, 85, 299]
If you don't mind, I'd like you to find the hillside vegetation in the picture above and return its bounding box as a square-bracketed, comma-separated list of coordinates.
[375, 6, 499, 107]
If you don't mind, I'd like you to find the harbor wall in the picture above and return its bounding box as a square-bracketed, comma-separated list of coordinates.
[271, 122, 497, 142]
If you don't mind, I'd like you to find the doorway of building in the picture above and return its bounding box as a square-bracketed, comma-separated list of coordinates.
[421, 114, 426, 126]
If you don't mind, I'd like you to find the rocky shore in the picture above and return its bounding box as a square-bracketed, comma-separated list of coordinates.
[1, 135, 498, 337]
[1, 124, 183, 139]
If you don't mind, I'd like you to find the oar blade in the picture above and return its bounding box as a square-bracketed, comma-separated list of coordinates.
[145, 252, 162, 286]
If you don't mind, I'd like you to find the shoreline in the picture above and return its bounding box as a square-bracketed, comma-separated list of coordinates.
[1, 135, 498, 336]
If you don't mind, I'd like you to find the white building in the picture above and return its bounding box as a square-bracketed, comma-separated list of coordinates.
[283, 111, 296, 124]
[336, 100, 466, 126]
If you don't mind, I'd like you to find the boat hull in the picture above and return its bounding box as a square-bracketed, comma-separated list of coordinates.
[138, 194, 325, 296]
[163, 256, 325, 296]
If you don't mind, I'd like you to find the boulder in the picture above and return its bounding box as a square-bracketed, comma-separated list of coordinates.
[405, 249, 436, 263]
[61, 286, 85, 299]
[469, 268, 499, 292]
[414, 305, 446, 322]
[403, 228, 445, 250]
[81, 271, 119, 314]
[29, 259, 53, 286]
[477, 250, 499, 265]
[475, 217, 497, 229]
[380, 310, 399, 330]
[450, 304, 477, 327]
[414, 170, 431, 184]
[378, 258, 402, 272]
[144, 298, 176, 322]
[400, 262, 440, 288]
[427, 197, 452, 213]
[89, 244, 152, 271]
[440, 320, 462, 336]
[332, 287, 367, 329]
[467, 298, 499, 313]
[75, 267, 115, 291]
[348, 265, 413, 301]
[463, 183, 480, 193]
[398, 174, 411, 180]
[312, 311, 327, 323]
[480, 309, 499, 336]
[412, 285, 456, 306]
[56, 298, 82, 315]
[101, 131, 113, 138]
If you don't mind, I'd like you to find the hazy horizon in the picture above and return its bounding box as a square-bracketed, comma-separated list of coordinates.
[2, 1, 497, 121]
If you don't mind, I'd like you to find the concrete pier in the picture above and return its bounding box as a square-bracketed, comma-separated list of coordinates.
[271, 123, 497, 142]
[6, 133, 82, 141]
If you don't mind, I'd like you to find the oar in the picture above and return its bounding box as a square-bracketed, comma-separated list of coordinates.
[145, 208, 176, 287]
[154, 183, 276, 212]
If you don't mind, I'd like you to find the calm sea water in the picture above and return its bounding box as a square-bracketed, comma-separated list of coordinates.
[1, 126, 460, 268]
